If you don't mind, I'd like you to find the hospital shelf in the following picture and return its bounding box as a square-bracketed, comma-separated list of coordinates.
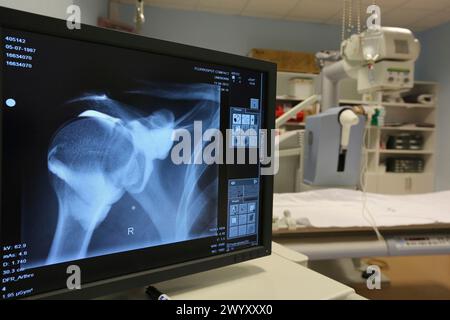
[340, 99, 375, 105]
[284, 122, 306, 127]
[278, 99, 435, 109]
[381, 125, 435, 132]
[382, 172, 432, 176]
[382, 102, 435, 108]
[379, 149, 434, 155]
[360, 81, 438, 195]
[276, 95, 303, 102]
[276, 71, 316, 102]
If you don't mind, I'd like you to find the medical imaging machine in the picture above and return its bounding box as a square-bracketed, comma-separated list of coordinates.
[273, 26, 450, 284]
[276, 26, 421, 190]
[275, 27, 422, 195]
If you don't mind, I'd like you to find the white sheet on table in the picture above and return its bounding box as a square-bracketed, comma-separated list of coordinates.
[273, 189, 450, 228]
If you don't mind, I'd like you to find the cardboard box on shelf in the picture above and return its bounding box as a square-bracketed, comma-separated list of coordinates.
[249, 48, 320, 74]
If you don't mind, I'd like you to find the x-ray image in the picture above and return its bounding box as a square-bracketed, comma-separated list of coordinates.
[36, 82, 220, 267]
[1, 27, 266, 298]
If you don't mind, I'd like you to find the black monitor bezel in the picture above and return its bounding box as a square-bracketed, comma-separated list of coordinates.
[0, 7, 275, 299]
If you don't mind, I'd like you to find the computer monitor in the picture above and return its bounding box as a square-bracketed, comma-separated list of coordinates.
[0, 7, 275, 299]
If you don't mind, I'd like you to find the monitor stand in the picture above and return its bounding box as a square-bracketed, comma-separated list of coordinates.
[97, 243, 363, 300]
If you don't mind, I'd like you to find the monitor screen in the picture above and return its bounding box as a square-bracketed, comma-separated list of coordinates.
[0, 11, 274, 300]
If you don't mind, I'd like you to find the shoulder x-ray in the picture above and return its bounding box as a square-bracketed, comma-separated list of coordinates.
[44, 82, 220, 266]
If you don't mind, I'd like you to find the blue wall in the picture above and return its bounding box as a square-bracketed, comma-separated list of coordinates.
[117, 4, 341, 56]
[417, 23, 450, 191]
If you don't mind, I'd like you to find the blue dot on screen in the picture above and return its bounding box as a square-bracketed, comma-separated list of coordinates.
[6, 98, 16, 108]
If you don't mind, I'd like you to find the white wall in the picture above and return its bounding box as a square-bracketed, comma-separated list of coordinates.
[0, 0, 108, 25]
[117, 4, 341, 56]
[0, 0, 73, 19]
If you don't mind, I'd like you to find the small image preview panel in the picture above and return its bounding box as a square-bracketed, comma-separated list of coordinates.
[227, 178, 259, 240]
[230, 107, 260, 148]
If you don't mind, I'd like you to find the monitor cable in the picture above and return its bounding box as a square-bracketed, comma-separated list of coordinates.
[146, 286, 171, 300]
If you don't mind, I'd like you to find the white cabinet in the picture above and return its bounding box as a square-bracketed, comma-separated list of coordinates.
[410, 174, 435, 194]
[364, 173, 379, 193]
[360, 81, 438, 195]
[371, 174, 434, 195]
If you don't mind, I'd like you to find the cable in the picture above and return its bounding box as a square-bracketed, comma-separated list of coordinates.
[348, 0, 353, 36]
[360, 124, 384, 241]
[357, 0, 361, 34]
[342, 0, 363, 40]
[341, 0, 382, 241]
[342, 0, 347, 41]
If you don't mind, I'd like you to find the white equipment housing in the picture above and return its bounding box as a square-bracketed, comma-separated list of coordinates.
[321, 27, 421, 111]
[275, 27, 421, 192]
